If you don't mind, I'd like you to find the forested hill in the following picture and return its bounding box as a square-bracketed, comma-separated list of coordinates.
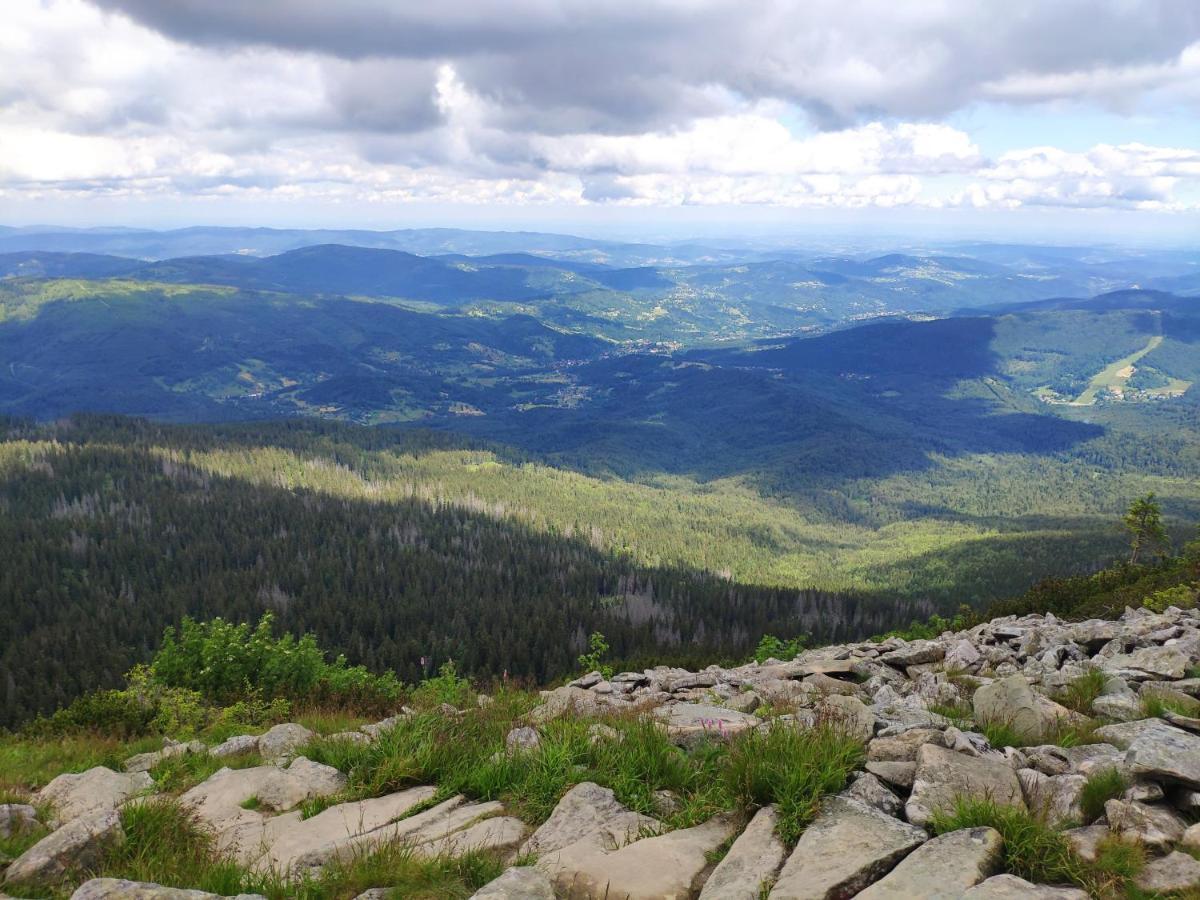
[0, 415, 936, 728]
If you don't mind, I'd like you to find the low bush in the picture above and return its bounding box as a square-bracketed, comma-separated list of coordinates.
[751, 634, 808, 664]
[151, 614, 403, 712]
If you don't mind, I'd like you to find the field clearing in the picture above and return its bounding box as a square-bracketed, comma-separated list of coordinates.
[1072, 333, 1163, 405]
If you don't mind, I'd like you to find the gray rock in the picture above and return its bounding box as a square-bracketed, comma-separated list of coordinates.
[1124, 720, 1200, 788]
[906, 743, 1025, 827]
[528, 686, 608, 724]
[470, 867, 556, 899]
[973, 675, 1061, 743]
[1091, 692, 1143, 721]
[1133, 851, 1200, 894]
[865, 760, 916, 789]
[70, 879, 266, 898]
[326, 731, 371, 745]
[770, 796, 926, 899]
[37, 767, 153, 826]
[123, 740, 206, 774]
[880, 641, 946, 667]
[359, 714, 407, 740]
[5, 808, 122, 886]
[569, 672, 603, 689]
[255, 723, 314, 761]
[867, 727, 944, 762]
[725, 691, 762, 714]
[1092, 718, 1166, 750]
[210, 735, 259, 758]
[1101, 645, 1191, 680]
[856, 826, 1003, 899]
[818, 694, 875, 741]
[505, 727, 541, 753]
[657, 703, 760, 746]
[1183, 822, 1200, 853]
[1017, 770, 1087, 826]
[1064, 824, 1110, 863]
[1104, 799, 1187, 851]
[537, 814, 736, 900]
[699, 805, 787, 900]
[0, 804, 37, 838]
[962, 874, 1089, 898]
[520, 782, 658, 858]
[844, 773, 902, 818]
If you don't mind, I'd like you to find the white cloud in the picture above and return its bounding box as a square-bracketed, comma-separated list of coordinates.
[0, 0, 1198, 216]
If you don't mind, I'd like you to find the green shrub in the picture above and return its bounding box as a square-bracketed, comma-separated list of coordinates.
[752, 634, 808, 664]
[24, 689, 156, 739]
[150, 614, 403, 712]
[1142, 583, 1198, 613]
[410, 661, 473, 710]
[577, 631, 614, 679]
[1079, 768, 1127, 824]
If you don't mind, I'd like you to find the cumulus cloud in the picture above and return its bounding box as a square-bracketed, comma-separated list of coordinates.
[1, 0, 1199, 215]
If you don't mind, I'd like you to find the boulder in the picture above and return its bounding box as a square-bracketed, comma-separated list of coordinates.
[961, 874, 1089, 898]
[1100, 646, 1191, 680]
[251, 785, 437, 872]
[528, 687, 608, 724]
[1124, 720, 1200, 788]
[879, 641, 945, 667]
[4, 808, 122, 886]
[865, 761, 916, 789]
[360, 715, 407, 740]
[1104, 799, 1187, 851]
[70, 879, 266, 899]
[470, 867, 556, 899]
[867, 728, 945, 762]
[972, 675, 1062, 743]
[1092, 718, 1166, 750]
[256, 723, 314, 761]
[123, 741, 206, 775]
[520, 782, 658, 859]
[844, 773, 902, 818]
[37, 767, 153, 826]
[0, 804, 37, 838]
[1133, 851, 1200, 894]
[906, 744, 1025, 827]
[656, 703, 760, 746]
[817, 695, 875, 741]
[1064, 824, 1110, 863]
[1182, 822, 1200, 853]
[770, 796, 926, 899]
[698, 806, 786, 900]
[505, 727, 541, 753]
[856, 826, 1003, 899]
[538, 814, 736, 900]
[210, 735, 259, 759]
[1016, 770, 1087, 826]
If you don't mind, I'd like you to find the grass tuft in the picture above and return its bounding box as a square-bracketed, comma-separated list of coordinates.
[929, 797, 1089, 890]
[1055, 670, 1108, 716]
[1079, 768, 1127, 825]
[722, 722, 865, 845]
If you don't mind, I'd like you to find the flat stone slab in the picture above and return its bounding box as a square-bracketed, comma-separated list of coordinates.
[769, 796, 926, 899]
[538, 814, 737, 900]
[856, 826, 1003, 899]
[521, 782, 658, 858]
[699, 805, 786, 900]
[906, 743, 1025, 827]
[962, 874, 1089, 898]
[37, 767, 153, 826]
[70, 879, 266, 899]
[1134, 851, 1200, 894]
[249, 785, 437, 872]
[1124, 720, 1200, 788]
[470, 867, 556, 899]
[5, 808, 122, 886]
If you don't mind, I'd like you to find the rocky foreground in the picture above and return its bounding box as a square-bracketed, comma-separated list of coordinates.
[5, 604, 1200, 898]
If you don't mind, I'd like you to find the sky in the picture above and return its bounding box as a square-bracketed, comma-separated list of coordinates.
[2, 0, 1200, 241]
